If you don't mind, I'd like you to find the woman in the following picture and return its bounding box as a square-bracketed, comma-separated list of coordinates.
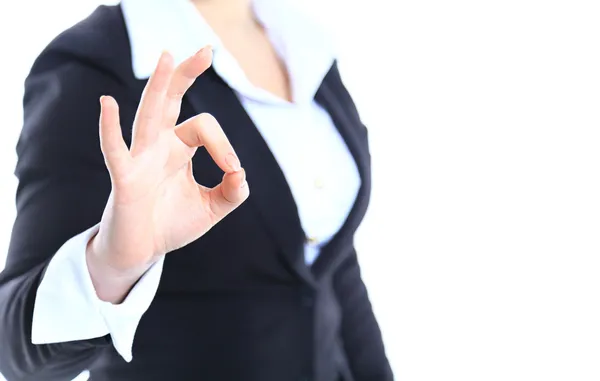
[0, 0, 393, 380]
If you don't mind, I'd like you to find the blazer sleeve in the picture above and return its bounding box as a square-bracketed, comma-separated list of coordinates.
[0, 49, 137, 380]
[333, 249, 394, 381]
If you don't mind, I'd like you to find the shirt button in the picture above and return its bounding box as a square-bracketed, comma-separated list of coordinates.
[314, 177, 325, 189]
[306, 236, 319, 245]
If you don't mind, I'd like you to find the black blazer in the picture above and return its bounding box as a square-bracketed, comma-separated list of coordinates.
[0, 5, 392, 381]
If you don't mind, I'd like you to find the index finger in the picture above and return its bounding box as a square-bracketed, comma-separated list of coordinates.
[174, 113, 242, 174]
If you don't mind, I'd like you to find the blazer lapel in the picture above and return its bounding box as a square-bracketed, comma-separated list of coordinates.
[184, 69, 315, 283]
[312, 64, 371, 276]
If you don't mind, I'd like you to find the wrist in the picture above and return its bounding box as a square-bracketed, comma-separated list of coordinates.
[85, 233, 149, 304]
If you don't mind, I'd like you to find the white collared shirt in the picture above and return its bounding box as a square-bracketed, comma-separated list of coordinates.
[31, 0, 361, 362]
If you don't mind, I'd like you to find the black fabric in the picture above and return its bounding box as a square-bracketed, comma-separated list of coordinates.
[0, 5, 393, 381]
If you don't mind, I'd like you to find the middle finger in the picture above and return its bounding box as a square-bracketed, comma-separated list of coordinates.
[131, 51, 175, 155]
[163, 46, 213, 128]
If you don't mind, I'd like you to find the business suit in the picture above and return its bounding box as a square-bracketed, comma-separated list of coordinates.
[0, 4, 392, 381]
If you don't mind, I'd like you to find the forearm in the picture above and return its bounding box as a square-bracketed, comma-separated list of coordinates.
[0, 263, 109, 381]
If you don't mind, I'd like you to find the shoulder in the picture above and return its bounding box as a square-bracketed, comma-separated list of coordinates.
[23, 5, 138, 125]
[20, 5, 139, 160]
[28, 5, 133, 84]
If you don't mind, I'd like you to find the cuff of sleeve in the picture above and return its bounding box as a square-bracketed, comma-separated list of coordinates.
[31, 224, 165, 363]
[98, 256, 164, 362]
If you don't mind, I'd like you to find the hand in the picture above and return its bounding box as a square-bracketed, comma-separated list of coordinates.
[86, 47, 249, 303]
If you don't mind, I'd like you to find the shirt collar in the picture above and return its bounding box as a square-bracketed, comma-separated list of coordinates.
[121, 0, 336, 104]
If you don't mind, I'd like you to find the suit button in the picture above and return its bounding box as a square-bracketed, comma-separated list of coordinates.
[302, 294, 314, 307]
[301, 288, 314, 307]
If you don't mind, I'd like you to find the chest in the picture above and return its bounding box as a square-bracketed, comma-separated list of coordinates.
[239, 97, 361, 250]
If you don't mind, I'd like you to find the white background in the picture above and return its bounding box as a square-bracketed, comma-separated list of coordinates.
[1, 1, 599, 380]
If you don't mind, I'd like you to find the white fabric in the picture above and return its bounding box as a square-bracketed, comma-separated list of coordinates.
[31, 225, 165, 362]
[32, 0, 360, 362]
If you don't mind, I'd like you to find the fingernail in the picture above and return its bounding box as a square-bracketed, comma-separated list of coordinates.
[99, 95, 105, 105]
[225, 153, 241, 172]
[240, 169, 247, 188]
[197, 45, 212, 56]
[160, 50, 171, 63]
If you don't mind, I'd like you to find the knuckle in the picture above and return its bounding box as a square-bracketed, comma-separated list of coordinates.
[138, 113, 155, 123]
[198, 112, 218, 127]
[168, 91, 185, 101]
[204, 190, 221, 222]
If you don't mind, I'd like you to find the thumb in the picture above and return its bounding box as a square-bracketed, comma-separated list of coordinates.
[205, 169, 249, 221]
